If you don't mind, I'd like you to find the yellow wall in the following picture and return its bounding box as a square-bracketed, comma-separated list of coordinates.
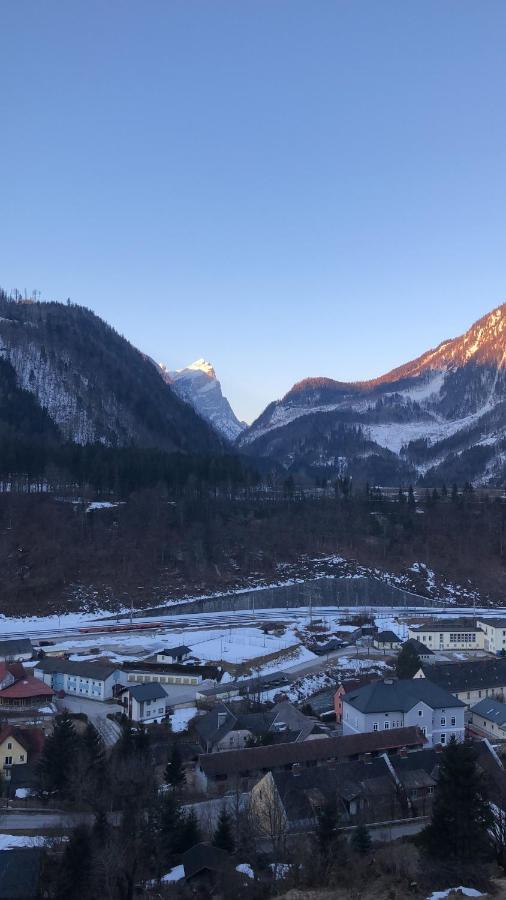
[0, 736, 27, 769]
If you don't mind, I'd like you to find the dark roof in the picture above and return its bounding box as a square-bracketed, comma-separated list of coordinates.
[199, 726, 426, 777]
[0, 639, 32, 658]
[411, 619, 481, 634]
[403, 638, 434, 656]
[35, 658, 119, 680]
[471, 697, 506, 726]
[194, 703, 237, 746]
[420, 659, 506, 694]
[125, 683, 167, 702]
[375, 631, 401, 643]
[197, 671, 292, 699]
[0, 848, 42, 898]
[160, 645, 191, 657]
[344, 678, 465, 714]
[182, 843, 230, 879]
[477, 617, 506, 628]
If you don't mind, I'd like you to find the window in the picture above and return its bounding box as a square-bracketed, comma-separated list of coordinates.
[373, 723, 378, 731]
[384, 722, 390, 730]
[440, 733, 446, 745]
[20, 754, 24, 762]
[467, 692, 471, 700]
[479, 691, 482, 698]
[421, 727, 427, 736]
[451, 716, 456, 726]
[418, 709, 423, 717]
[7, 743, 11, 750]
[440, 717, 446, 726]
[4, 756, 12, 765]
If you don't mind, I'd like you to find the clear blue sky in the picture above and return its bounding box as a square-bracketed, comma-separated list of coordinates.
[2, 2, 506, 423]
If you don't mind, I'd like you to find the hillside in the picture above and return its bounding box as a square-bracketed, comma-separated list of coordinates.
[239, 303, 506, 485]
[0, 293, 223, 455]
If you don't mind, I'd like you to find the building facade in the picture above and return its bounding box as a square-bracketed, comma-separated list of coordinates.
[342, 678, 465, 747]
[407, 620, 485, 652]
[477, 619, 506, 655]
[34, 660, 123, 701]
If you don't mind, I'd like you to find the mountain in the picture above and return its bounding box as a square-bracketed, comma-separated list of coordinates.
[157, 358, 246, 441]
[238, 303, 506, 486]
[0, 293, 223, 454]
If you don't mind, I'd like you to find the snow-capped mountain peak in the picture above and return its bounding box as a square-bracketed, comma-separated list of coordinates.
[158, 358, 245, 442]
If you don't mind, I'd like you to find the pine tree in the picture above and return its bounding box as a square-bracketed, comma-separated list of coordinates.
[54, 824, 94, 900]
[178, 808, 202, 852]
[213, 807, 235, 853]
[164, 744, 185, 790]
[396, 642, 421, 679]
[316, 795, 339, 857]
[351, 823, 372, 855]
[420, 738, 493, 861]
[407, 485, 416, 508]
[158, 790, 183, 865]
[82, 721, 106, 770]
[38, 710, 79, 796]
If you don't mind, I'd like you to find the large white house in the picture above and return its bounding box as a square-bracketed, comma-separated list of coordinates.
[342, 677, 465, 747]
[407, 620, 485, 652]
[119, 683, 168, 723]
[477, 618, 506, 655]
[34, 659, 124, 701]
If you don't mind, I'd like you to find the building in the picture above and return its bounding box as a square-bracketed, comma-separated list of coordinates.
[414, 659, 506, 706]
[119, 683, 168, 723]
[334, 678, 374, 724]
[0, 674, 54, 709]
[182, 843, 231, 888]
[373, 631, 402, 651]
[477, 618, 506, 655]
[0, 726, 44, 778]
[250, 739, 502, 846]
[34, 659, 124, 701]
[156, 645, 191, 664]
[402, 638, 435, 664]
[194, 700, 324, 753]
[122, 660, 219, 688]
[0, 638, 33, 662]
[407, 619, 485, 651]
[342, 678, 465, 747]
[195, 725, 426, 794]
[469, 698, 506, 739]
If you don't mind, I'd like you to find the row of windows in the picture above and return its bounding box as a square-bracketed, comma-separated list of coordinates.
[449, 633, 477, 643]
[129, 673, 197, 686]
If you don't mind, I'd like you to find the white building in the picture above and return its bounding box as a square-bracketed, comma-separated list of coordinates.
[477, 619, 506, 655]
[407, 620, 485, 652]
[119, 683, 168, 723]
[34, 659, 124, 701]
[342, 678, 465, 748]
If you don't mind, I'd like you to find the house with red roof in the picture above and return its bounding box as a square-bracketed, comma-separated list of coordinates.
[0, 664, 54, 709]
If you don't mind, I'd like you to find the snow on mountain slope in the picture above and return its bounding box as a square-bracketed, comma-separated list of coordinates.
[158, 358, 246, 442]
[239, 303, 506, 485]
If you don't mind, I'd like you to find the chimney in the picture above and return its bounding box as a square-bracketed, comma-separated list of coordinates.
[217, 712, 227, 727]
[383, 678, 394, 685]
[398, 749, 407, 759]
[362, 752, 373, 764]
[292, 763, 303, 776]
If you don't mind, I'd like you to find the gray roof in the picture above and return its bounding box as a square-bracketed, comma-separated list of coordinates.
[471, 697, 506, 726]
[404, 638, 434, 656]
[0, 848, 42, 898]
[375, 631, 401, 643]
[35, 658, 119, 681]
[344, 678, 465, 714]
[0, 638, 32, 657]
[420, 659, 506, 694]
[126, 683, 167, 702]
[161, 645, 191, 657]
[477, 618, 506, 628]
[411, 619, 482, 634]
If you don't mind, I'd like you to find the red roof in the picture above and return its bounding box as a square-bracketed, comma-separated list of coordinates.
[7, 662, 26, 680]
[0, 676, 53, 699]
[0, 725, 45, 756]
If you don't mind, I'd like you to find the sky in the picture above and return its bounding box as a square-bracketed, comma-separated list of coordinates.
[2, 2, 506, 424]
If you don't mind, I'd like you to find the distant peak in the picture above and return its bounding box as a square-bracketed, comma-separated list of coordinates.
[185, 358, 215, 377]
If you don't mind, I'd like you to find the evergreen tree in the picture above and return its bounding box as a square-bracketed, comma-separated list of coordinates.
[396, 642, 421, 679]
[407, 485, 416, 508]
[158, 790, 183, 866]
[179, 808, 202, 852]
[316, 795, 339, 857]
[351, 823, 372, 855]
[38, 710, 79, 796]
[164, 744, 185, 790]
[54, 824, 94, 900]
[213, 807, 235, 853]
[82, 722, 106, 770]
[420, 738, 493, 861]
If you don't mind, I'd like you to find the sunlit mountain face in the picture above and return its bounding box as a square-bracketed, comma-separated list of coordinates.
[239, 304, 506, 486]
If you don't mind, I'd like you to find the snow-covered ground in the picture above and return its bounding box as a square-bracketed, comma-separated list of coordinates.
[426, 889, 483, 900]
[170, 707, 197, 733]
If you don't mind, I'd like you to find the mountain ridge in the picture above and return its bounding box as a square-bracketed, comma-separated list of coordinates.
[239, 302, 506, 485]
